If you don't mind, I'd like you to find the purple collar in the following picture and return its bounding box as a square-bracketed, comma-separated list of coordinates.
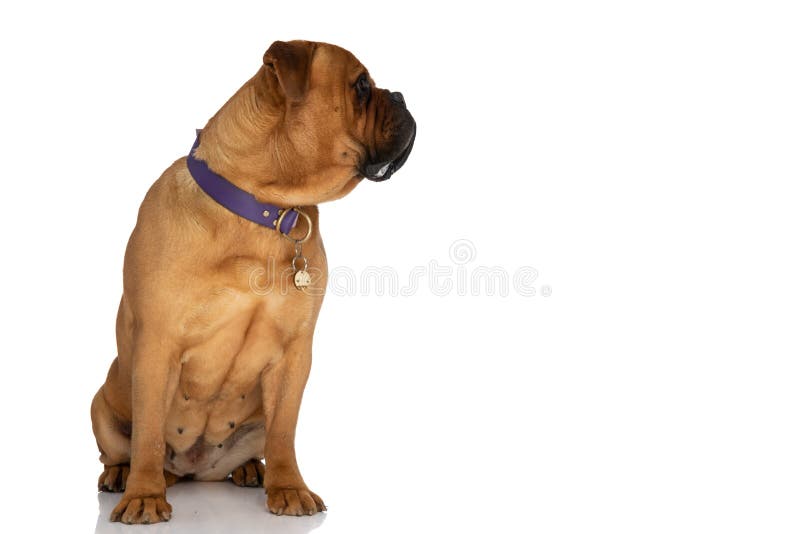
[187, 130, 299, 233]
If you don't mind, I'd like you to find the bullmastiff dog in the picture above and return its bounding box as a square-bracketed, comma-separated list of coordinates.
[90, 40, 415, 524]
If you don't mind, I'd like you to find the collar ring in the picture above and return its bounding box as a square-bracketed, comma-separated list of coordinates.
[278, 207, 313, 244]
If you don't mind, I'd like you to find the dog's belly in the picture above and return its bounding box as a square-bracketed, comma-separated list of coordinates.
[163, 387, 264, 477]
[165, 421, 265, 479]
[161, 294, 285, 476]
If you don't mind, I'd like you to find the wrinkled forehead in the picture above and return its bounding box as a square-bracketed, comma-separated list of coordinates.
[311, 43, 367, 84]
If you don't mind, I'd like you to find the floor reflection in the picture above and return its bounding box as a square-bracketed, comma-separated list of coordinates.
[96, 482, 326, 534]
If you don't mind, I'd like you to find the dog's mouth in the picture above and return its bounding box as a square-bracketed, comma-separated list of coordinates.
[362, 126, 416, 182]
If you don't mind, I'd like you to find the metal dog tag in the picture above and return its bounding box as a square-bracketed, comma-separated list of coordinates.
[294, 269, 311, 289]
[290, 240, 311, 292]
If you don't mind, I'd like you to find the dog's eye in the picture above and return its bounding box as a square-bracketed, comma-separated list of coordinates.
[355, 74, 370, 101]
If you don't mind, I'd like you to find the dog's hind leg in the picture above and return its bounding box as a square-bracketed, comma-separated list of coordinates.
[92, 383, 135, 492]
[93, 384, 180, 492]
[91, 385, 131, 468]
[92, 385, 133, 492]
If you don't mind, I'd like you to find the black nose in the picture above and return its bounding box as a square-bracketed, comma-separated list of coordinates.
[390, 91, 406, 107]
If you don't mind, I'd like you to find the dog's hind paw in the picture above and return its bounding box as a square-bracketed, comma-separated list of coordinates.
[230, 458, 265, 487]
[98, 464, 130, 492]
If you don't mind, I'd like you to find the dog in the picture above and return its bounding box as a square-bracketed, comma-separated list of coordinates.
[90, 40, 415, 524]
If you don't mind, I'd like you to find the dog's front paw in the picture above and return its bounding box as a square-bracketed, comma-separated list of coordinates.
[110, 494, 172, 524]
[266, 486, 326, 516]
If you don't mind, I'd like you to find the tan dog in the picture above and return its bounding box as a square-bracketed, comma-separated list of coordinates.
[90, 40, 415, 524]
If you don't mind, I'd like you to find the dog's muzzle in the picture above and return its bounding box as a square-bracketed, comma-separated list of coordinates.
[363, 91, 416, 182]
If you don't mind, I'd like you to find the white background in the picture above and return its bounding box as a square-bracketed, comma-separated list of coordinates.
[1, 1, 798, 532]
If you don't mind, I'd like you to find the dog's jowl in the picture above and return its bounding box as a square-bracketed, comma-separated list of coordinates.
[90, 40, 415, 524]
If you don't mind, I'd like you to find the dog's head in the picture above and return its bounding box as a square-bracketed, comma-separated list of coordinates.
[251, 40, 415, 203]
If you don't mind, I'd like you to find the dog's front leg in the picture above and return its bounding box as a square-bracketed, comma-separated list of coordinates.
[110, 332, 180, 524]
[261, 337, 326, 516]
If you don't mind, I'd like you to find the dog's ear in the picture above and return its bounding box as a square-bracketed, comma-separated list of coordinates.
[263, 40, 316, 102]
